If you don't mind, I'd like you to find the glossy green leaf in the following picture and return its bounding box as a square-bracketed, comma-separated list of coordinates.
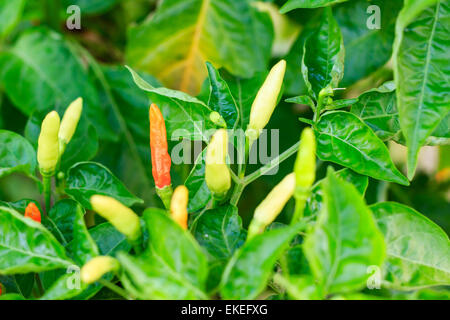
[371, 202, 450, 290]
[40, 272, 88, 300]
[314, 111, 409, 185]
[127, 66, 215, 141]
[285, 95, 315, 109]
[118, 208, 208, 299]
[65, 162, 143, 210]
[0, 206, 73, 275]
[185, 149, 211, 213]
[351, 82, 400, 141]
[66, 202, 99, 265]
[89, 223, 131, 257]
[193, 205, 246, 262]
[126, 0, 273, 95]
[305, 168, 369, 217]
[0, 27, 115, 140]
[0, 130, 36, 179]
[0, 293, 25, 300]
[206, 62, 239, 129]
[393, 0, 449, 179]
[281, 0, 349, 13]
[220, 223, 304, 300]
[0, 0, 26, 38]
[303, 169, 385, 295]
[301, 7, 344, 99]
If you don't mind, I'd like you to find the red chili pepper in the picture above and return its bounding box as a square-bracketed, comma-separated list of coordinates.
[25, 202, 41, 223]
[149, 103, 171, 189]
[0, 282, 3, 296]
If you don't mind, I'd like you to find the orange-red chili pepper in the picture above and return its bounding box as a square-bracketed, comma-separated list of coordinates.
[149, 103, 172, 189]
[25, 202, 41, 223]
[0, 282, 3, 296]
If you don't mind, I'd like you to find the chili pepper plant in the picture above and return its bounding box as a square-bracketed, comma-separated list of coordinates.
[0, 0, 448, 300]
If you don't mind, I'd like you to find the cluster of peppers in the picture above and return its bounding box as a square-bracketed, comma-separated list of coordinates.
[3, 60, 317, 291]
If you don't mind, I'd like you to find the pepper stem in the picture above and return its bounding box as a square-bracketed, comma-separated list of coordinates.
[43, 175, 52, 214]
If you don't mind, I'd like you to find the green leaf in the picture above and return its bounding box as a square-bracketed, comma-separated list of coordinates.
[301, 7, 344, 99]
[66, 202, 99, 265]
[351, 81, 449, 145]
[285, 95, 315, 109]
[0, 206, 73, 275]
[40, 273, 88, 300]
[127, 66, 215, 141]
[0, 27, 115, 140]
[193, 205, 246, 262]
[303, 169, 385, 295]
[335, 0, 403, 87]
[281, 0, 349, 13]
[351, 81, 400, 141]
[206, 62, 239, 129]
[118, 208, 208, 299]
[126, 0, 273, 94]
[314, 111, 409, 185]
[393, 0, 449, 179]
[371, 202, 450, 290]
[0, 0, 26, 38]
[220, 223, 304, 300]
[65, 162, 143, 210]
[45, 198, 100, 268]
[0, 130, 36, 179]
[0, 293, 25, 300]
[305, 168, 369, 217]
[185, 149, 211, 212]
[89, 223, 131, 257]
[62, 0, 119, 14]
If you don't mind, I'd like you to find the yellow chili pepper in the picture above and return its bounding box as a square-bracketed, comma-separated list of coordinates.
[246, 60, 286, 142]
[59, 97, 83, 155]
[170, 185, 189, 230]
[292, 128, 316, 222]
[205, 129, 231, 199]
[81, 256, 119, 284]
[37, 111, 60, 176]
[90, 195, 141, 241]
[247, 173, 296, 239]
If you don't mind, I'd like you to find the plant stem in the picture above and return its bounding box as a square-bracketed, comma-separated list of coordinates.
[98, 279, 133, 300]
[35, 274, 45, 297]
[244, 141, 300, 185]
[43, 176, 52, 214]
[230, 182, 246, 206]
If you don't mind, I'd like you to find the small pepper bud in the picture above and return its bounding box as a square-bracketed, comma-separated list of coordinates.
[90, 195, 142, 241]
[247, 173, 296, 239]
[24, 202, 41, 223]
[170, 185, 189, 230]
[37, 111, 60, 176]
[80, 256, 119, 284]
[247, 60, 286, 140]
[149, 103, 173, 208]
[59, 97, 83, 155]
[292, 128, 316, 222]
[205, 129, 231, 200]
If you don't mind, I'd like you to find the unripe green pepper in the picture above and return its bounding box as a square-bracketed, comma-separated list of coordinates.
[81, 256, 119, 284]
[292, 128, 316, 223]
[59, 97, 83, 155]
[247, 173, 296, 240]
[205, 129, 231, 200]
[37, 111, 60, 176]
[246, 60, 286, 142]
[90, 195, 142, 242]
